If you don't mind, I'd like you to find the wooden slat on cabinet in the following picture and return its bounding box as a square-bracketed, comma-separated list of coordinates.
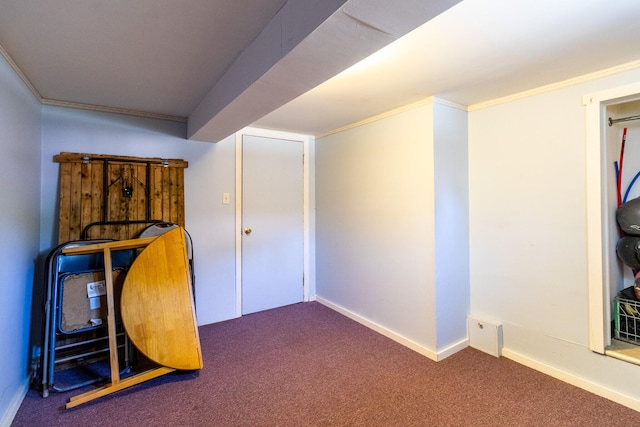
[80, 162, 92, 241]
[161, 166, 170, 223]
[69, 162, 83, 241]
[120, 164, 132, 238]
[151, 165, 163, 222]
[130, 163, 147, 237]
[58, 163, 72, 243]
[89, 161, 103, 240]
[169, 166, 178, 223]
[108, 163, 123, 240]
[176, 169, 185, 226]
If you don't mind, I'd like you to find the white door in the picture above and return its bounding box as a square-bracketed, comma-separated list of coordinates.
[241, 134, 304, 315]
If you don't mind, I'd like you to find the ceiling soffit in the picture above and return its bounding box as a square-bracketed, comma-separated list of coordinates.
[187, 0, 461, 142]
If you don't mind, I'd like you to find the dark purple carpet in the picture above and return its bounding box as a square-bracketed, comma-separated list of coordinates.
[12, 302, 640, 426]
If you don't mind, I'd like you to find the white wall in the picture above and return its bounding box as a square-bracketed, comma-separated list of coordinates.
[0, 56, 42, 425]
[433, 102, 469, 349]
[316, 100, 469, 357]
[315, 64, 640, 406]
[469, 66, 640, 407]
[40, 106, 238, 325]
[316, 104, 436, 350]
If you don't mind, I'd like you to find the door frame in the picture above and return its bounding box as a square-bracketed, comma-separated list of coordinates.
[234, 127, 312, 317]
[584, 82, 640, 353]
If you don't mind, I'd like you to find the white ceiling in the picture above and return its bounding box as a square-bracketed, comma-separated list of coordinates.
[1, 0, 639, 142]
[255, 0, 640, 135]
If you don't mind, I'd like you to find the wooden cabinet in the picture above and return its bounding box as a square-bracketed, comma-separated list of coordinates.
[54, 153, 188, 243]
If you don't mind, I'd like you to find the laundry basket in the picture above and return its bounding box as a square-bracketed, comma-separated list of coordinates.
[614, 295, 640, 345]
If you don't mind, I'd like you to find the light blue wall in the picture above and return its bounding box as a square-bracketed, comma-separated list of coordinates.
[316, 104, 440, 353]
[0, 55, 42, 425]
[315, 100, 470, 358]
[468, 67, 640, 407]
[39, 106, 238, 325]
[433, 102, 469, 349]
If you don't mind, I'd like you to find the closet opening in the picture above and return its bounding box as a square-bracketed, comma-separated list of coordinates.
[585, 84, 640, 364]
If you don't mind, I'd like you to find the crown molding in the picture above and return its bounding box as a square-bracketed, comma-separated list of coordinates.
[41, 98, 187, 123]
[317, 59, 640, 139]
[468, 59, 640, 111]
[316, 96, 468, 139]
[0, 42, 42, 102]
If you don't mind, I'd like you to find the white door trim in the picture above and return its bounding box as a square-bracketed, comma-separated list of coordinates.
[583, 82, 640, 353]
[234, 127, 311, 317]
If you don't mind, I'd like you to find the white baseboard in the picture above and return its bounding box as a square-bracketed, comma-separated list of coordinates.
[316, 296, 468, 361]
[0, 378, 29, 427]
[502, 348, 640, 412]
[438, 337, 470, 360]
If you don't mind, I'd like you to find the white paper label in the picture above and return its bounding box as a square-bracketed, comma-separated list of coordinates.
[87, 280, 106, 298]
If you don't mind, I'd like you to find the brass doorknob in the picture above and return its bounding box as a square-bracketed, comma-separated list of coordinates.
[244, 227, 252, 235]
